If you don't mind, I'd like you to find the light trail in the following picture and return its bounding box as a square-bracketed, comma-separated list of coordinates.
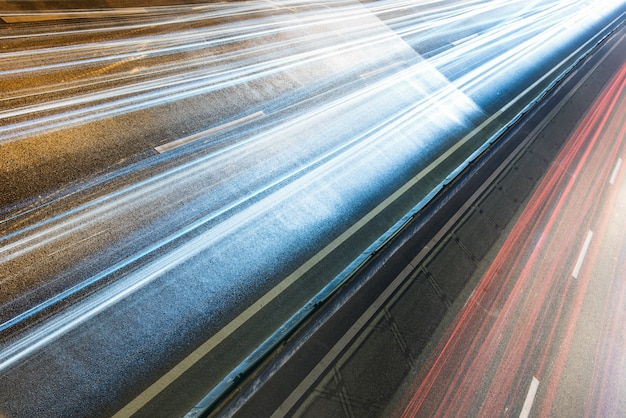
[0, 8, 149, 23]
[0, 1, 301, 37]
[1, 5, 416, 142]
[1, 0, 625, 415]
[0, 40, 480, 330]
[1, 0, 613, 143]
[0, 79, 477, 370]
[532, 70, 626, 418]
[396, 60, 626, 418]
[0, 0, 622, 370]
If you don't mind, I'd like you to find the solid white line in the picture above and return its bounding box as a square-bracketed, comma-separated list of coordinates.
[154, 112, 264, 153]
[609, 158, 623, 185]
[519, 376, 540, 418]
[572, 230, 593, 279]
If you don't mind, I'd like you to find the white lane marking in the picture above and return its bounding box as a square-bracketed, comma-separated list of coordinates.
[519, 376, 540, 418]
[359, 62, 405, 79]
[609, 157, 623, 185]
[572, 230, 593, 279]
[154, 112, 265, 153]
[0, 8, 147, 23]
[452, 33, 478, 46]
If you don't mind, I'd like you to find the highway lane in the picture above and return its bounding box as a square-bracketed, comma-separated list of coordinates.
[1, 1, 625, 417]
[216, 17, 626, 418]
[1, 0, 402, 210]
[396, 47, 626, 418]
[1, 0, 621, 340]
[0, 0, 433, 321]
[1, 12, 483, 336]
[2, 0, 619, 210]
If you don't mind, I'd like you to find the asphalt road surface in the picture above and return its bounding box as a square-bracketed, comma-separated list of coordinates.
[1, 1, 625, 417]
[220, 18, 626, 418]
[396, 46, 626, 418]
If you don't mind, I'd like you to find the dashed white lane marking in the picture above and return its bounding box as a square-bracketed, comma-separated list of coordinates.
[519, 376, 540, 418]
[359, 61, 406, 79]
[155, 111, 265, 153]
[572, 230, 593, 279]
[609, 157, 623, 185]
[452, 33, 478, 46]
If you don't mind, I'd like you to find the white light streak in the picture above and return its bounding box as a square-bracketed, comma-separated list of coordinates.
[1, 2, 625, 410]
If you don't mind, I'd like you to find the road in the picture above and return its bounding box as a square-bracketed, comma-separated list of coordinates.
[1, 1, 625, 417]
[216, 18, 626, 418]
[396, 43, 626, 418]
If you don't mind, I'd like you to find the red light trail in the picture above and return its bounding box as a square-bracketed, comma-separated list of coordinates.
[396, 61, 626, 418]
